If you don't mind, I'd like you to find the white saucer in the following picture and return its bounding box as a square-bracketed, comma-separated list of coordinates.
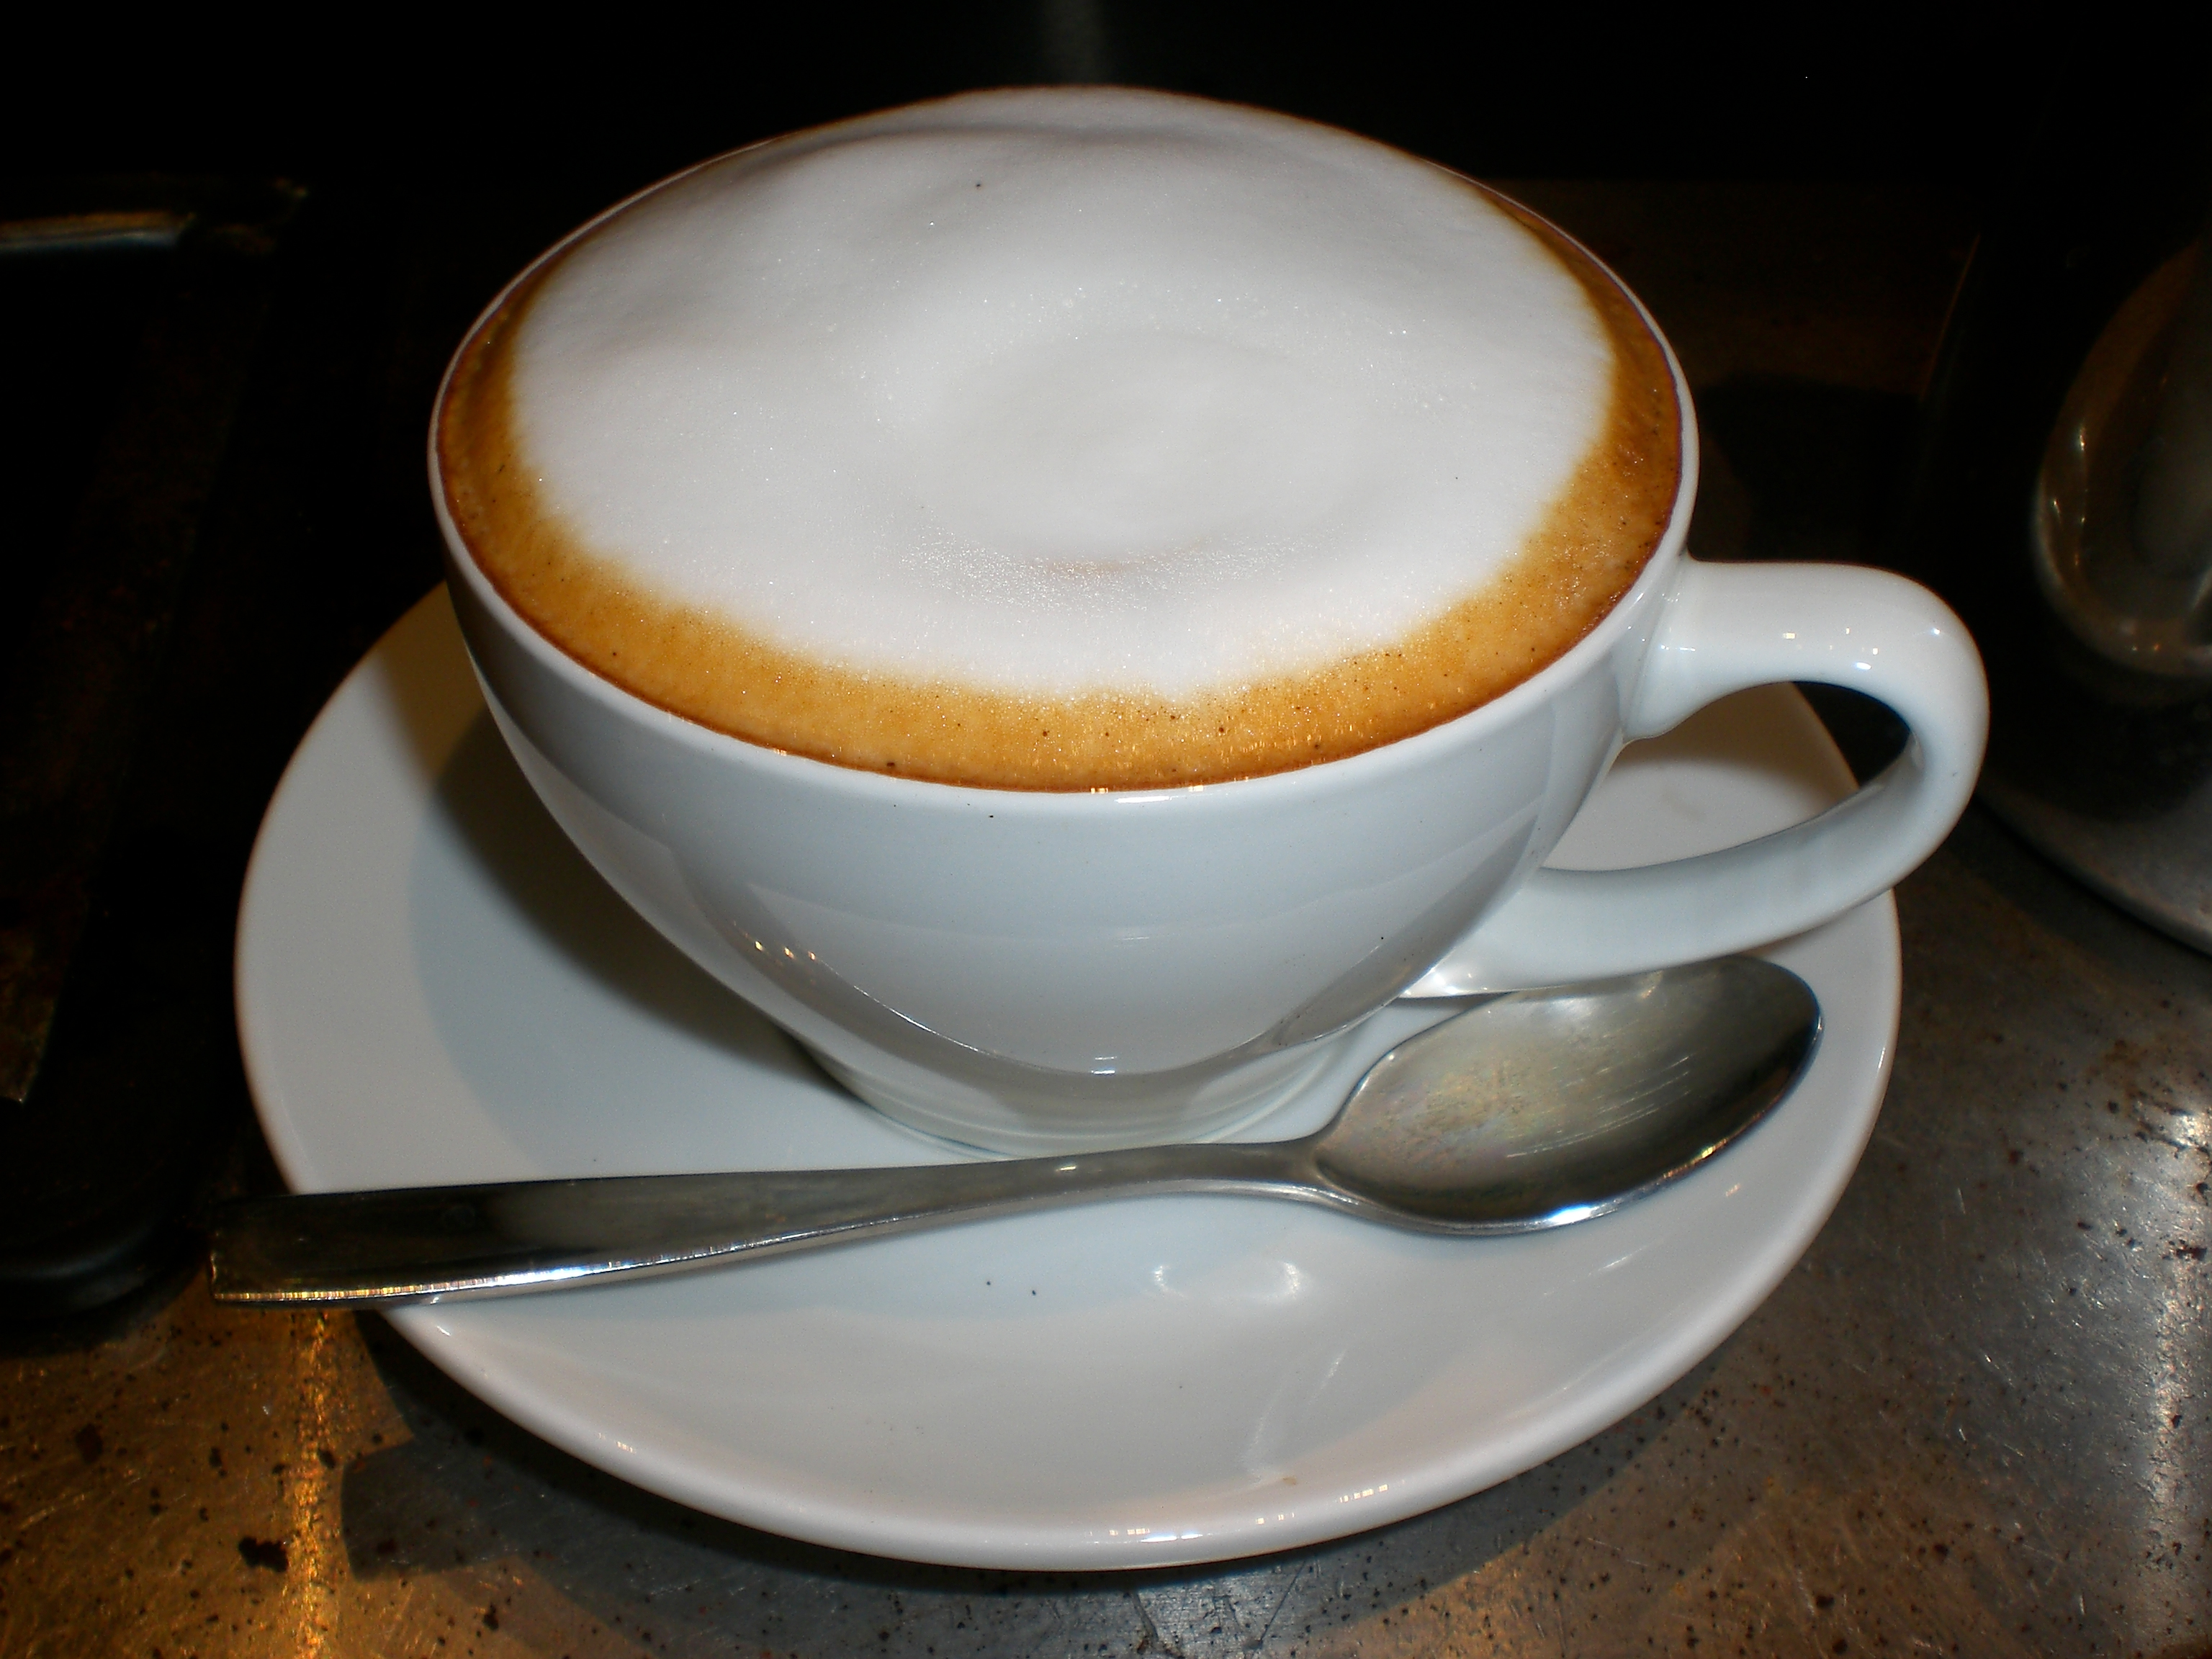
[236, 589, 1899, 1570]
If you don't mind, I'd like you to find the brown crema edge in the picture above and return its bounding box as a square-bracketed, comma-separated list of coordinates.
[436, 186, 1681, 792]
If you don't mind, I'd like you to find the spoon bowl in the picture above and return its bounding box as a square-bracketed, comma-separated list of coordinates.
[1316, 956, 1819, 1226]
[210, 956, 1819, 1306]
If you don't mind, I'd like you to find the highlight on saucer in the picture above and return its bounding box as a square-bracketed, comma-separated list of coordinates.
[437, 88, 1681, 789]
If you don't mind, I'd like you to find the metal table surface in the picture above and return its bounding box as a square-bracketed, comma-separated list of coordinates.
[2, 182, 2206, 1659]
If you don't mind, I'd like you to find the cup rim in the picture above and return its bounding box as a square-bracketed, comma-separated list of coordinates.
[429, 94, 1700, 811]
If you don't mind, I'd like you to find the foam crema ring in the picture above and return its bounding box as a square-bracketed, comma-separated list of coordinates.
[437, 89, 1681, 791]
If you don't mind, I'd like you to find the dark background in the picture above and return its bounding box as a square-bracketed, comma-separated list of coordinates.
[9, 5, 2066, 199]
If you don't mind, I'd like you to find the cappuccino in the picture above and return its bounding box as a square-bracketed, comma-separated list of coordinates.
[438, 89, 1679, 790]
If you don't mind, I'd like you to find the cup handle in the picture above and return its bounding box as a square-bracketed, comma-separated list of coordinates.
[1403, 559, 1988, 996]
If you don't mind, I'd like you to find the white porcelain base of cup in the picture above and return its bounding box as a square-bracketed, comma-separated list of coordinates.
[468, 662, 1429, 1158]
[804, 1029, 1354, 1156]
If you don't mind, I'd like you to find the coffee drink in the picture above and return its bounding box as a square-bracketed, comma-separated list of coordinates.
[433, 88, 1982, 1151]
[437, 89, 1680, 791]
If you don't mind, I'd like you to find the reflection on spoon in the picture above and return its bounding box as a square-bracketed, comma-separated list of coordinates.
[210, 957, 1819, 1307]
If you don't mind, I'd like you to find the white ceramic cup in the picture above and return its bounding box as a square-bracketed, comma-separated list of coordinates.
[433, 198, 1986, 1157]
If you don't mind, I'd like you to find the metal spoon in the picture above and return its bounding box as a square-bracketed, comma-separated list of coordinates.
[209, 956, 1819, 1307]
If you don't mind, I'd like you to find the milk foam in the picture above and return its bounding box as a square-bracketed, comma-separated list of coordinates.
[505, 90, 1616, 698]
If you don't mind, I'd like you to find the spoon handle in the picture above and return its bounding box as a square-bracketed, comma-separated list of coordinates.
[209, 1139, 1320, 1306]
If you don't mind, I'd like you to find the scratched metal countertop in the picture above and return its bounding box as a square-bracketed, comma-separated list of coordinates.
[1, 181, 2206, 1659]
